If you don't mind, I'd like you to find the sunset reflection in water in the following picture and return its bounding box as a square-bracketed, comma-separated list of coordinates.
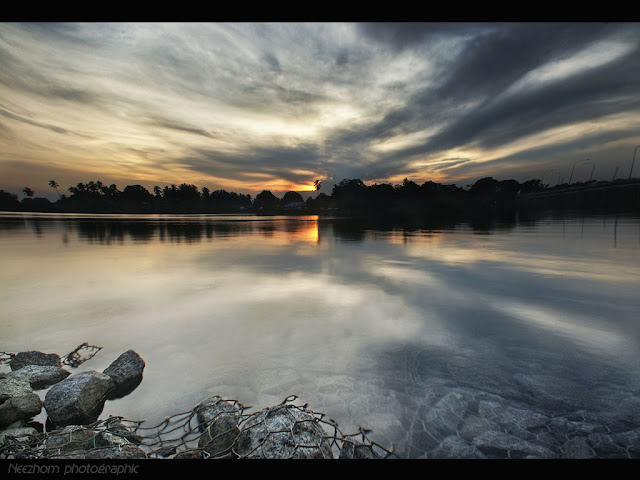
[1, 212, 640, 457]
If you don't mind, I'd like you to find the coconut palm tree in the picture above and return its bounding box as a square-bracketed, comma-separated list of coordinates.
[49, 179, 61, 198]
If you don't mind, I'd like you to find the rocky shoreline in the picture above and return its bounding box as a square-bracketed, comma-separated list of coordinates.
[3, 346, 640, 459]
[0, 347, 387, 459]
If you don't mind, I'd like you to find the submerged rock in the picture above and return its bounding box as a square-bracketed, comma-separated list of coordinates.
[102, 350, 145, 399]
[472, 430, 557, 459]
[339, 440, 380, 459]
[195, 396, 241, 458]
[44, 371, 115, 427]
[9, 351, 61, 371]
[235, 404, 333, 459]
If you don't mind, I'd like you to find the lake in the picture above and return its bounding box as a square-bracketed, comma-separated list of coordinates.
[1, 211, 640, 458]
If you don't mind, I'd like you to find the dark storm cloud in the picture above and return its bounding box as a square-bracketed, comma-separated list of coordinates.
[324, 23, 640, 183]
[384, 50, 640, 164]
[420, 25, 640, 149]
[432, 23, 617, 98]
[2, 22, 640, 194]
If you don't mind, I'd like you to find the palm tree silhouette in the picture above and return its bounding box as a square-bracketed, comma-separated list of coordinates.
[49, 180, 61, 198]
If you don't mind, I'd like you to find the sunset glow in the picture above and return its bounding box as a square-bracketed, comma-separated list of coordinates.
[1, 22, 639, 200]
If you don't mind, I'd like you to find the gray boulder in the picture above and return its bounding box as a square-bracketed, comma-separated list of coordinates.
[9, 351, 61, 371]
[44, 371, 115, 427]
[0, 377, 42, 427]
[100, 416, 143, 445]
[235, 404, 333, 459]
[7, 365, 70, 390]
[195, 396, 241, 458]
[43, 425, 97, 457]
[102, 350, 145, 399]
[173, 449, 205, 459]
[87, 428, 147, 459]
[0, 426, 40, 445]
[83, 444, 147, 459]
[43, 424, 147, 459]
[0, 376, 33, 402]
[339, 440, 380, 459]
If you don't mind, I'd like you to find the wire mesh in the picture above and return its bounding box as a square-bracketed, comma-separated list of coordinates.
[1, 345, 396, 459]
[0, 395, 396, 459]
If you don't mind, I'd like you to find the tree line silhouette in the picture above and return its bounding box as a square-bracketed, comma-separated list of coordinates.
[0, 176, 638, 216]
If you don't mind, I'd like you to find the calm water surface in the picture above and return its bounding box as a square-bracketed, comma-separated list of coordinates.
[1, 212, 640, 457]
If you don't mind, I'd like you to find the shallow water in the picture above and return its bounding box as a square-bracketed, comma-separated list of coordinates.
[1, 212, 640, 458]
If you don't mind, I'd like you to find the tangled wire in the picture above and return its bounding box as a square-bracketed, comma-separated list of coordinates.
[1, 344, 396, 459]
[1, 395, 396, 459]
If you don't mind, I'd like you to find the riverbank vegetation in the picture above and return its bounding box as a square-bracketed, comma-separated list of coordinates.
[1, 176, 639, 216]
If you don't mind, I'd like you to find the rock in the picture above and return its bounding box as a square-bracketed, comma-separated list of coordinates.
[7, 365, 71, 390]
[101, 417, 143, 445]
[43, 451, 88, 459]
[235, 404, 333, 459]
[417, 391, 472, 451]
[561, 436, 595, 458]
[94, 430, 133, 448]
[43, 425, 97, 456]
[339, 440, 379, 459]
[9, 351, 61, 371]
[609, 428, 640, 459]
[0, 377, 32, 401]
[154, 445, 177, 458]
[0, 395, 42, 428]
[102, 350, 145, 399]
[477, 399, 552, 443]
[84, 444, 147, 459]
[429, 435, 486, 459]
[85, 429, 148, 459]
[0, 426, 40, 445]
[173, 449, 205, 459]
[0, 377, 42, 427]
[43, 422, 147, 459]
[587, 432, 630, 458]
[195, 396, 241, 458]
[472, 430, 556, 459]
[44, 371, 115, 427]
[2, 419, 28, 430]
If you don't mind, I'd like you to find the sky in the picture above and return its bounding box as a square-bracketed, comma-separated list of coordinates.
[1, 22, 640, 200]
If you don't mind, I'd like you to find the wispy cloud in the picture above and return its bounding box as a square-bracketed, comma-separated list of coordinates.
[1, 22, 639, 196]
